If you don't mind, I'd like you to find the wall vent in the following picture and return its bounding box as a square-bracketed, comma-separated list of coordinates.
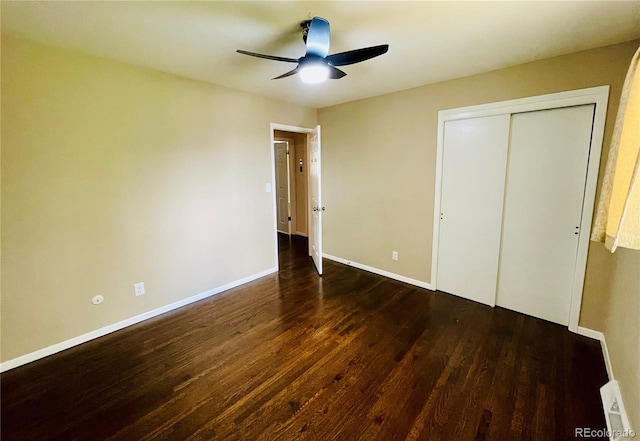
[600, 380, 634, 440]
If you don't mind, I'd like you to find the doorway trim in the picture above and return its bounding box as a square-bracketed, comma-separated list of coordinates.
[270, 123, 313, 271]
[431, 86, 609, 332]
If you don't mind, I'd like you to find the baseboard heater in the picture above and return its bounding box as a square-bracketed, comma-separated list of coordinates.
[599, 380, 635, 441]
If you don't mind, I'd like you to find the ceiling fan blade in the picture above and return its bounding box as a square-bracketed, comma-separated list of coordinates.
[328, 66, 347, 79]
[305, 17, 330, 58]
[236, 50, 298, 63]
[326, 44, 389, 67]
[272, 66, 300, 80]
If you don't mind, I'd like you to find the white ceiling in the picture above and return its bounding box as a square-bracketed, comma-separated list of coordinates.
[2, 1, 640, 108]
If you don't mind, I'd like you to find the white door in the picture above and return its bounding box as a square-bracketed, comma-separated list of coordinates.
[437, 115, 510, 305]
[496, 105, 595, 325]
[274, 141, 290, 234]
[309, 125, 323, 275]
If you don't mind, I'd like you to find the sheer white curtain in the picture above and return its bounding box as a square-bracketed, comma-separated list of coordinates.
[591, 46, 640, 252]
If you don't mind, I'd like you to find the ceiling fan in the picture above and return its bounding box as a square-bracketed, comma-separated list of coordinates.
[237, 17, 389, 84]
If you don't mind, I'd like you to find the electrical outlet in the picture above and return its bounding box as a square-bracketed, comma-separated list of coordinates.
[392, 251, 399, 261]
[134, 282, 145, 296]
[92, 295, 104, 305]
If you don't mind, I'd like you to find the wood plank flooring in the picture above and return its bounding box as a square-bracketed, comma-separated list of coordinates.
[1, 234, 608, 440]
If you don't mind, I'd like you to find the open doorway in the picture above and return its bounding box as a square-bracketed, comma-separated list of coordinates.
[267, 123, 325, 275]
[272, 128, 310, 267]
[271, 124, 322, 274]
[273, 132, 308, 237]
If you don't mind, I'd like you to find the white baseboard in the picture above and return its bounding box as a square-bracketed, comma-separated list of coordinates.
[0, 267, 277, 373]
[577, 326, 614, 381]
[323, 253, 433, 291]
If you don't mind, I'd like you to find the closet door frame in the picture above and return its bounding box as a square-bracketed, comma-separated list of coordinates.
[431, 86, 609, 332]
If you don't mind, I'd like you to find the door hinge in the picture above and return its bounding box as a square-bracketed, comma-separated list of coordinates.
[288, 216, 292, 221]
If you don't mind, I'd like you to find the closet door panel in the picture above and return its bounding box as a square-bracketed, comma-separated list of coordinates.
[437, 115, 510, 306]
[496, 105, 595, 325]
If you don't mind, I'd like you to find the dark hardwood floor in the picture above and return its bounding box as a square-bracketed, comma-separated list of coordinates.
[1, 233, 608, 440]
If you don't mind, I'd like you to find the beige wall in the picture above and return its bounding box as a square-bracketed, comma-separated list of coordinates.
[319, 39, 640, 425]
[0, 36, 316, 362]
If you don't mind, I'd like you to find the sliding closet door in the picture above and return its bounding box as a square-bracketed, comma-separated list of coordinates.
[496, 105, 595, 325]
[437, 115, 510, 306]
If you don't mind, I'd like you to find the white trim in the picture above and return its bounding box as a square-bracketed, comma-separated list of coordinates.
[568, 89, 609, 332]
[323, 253, 434, 291]
[576, 325, 604, 341]
[269, 126, 280, 271]
[270, 123, 314, 271]
[432, 86, 610, 332]
[0, 267, 277, 373]
[576, 326, 614, 381]
[430, 109, 446, 296]
[438, 86, 610, 121]
[271, 123, 313, 134]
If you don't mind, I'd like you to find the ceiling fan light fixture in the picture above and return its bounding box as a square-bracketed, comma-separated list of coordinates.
[299, 64, 329, 84]
[237, 17, 389, 83]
